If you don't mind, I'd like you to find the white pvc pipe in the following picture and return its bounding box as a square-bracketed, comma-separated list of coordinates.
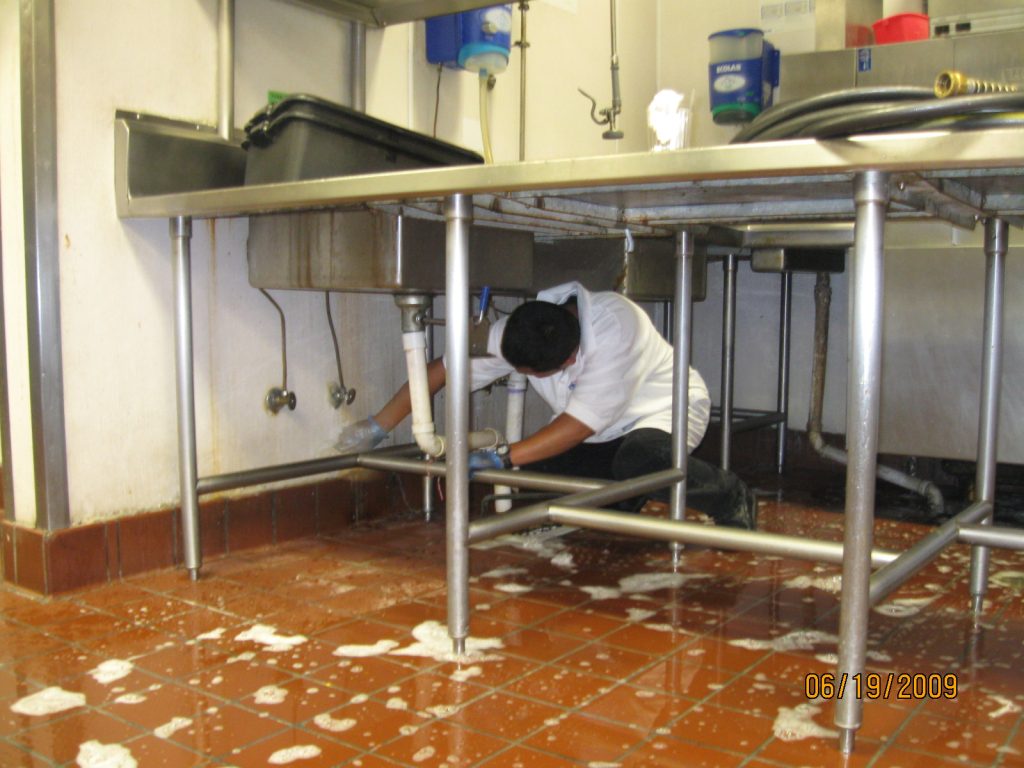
[403, 331, 503, 458]
[494, 372, 527, 512]
[404, 331, 445, 457]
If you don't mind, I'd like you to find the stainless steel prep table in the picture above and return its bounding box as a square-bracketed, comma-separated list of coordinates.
[115, 119, 1024, 752]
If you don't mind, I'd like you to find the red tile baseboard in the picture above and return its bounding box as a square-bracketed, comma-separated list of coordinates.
[0, 469, 422, 596]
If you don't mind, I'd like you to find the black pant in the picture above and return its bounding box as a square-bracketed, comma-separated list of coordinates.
[520, 428, 753, 526]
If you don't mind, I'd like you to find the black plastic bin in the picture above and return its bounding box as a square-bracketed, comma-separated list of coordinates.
[243, 94, 483, 184]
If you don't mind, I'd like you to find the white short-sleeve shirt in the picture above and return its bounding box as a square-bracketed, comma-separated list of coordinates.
[467, 282, 711, 451]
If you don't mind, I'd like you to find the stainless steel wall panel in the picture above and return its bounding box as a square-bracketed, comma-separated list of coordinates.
[952, 30, 1024, 84]
[855, 37, 955, 89]
[779, 49, 856, 103]
[878, 238, 1024, 463]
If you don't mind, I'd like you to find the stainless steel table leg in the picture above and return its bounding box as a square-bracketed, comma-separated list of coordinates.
[171, 216, 201, 581]
[424, 298, 436, 523]
[776, 272, 793, 473]
[720, 253, 737, 471]
[835, 171, 888, 753]
[969, 217, 1008, 613]
[670, 231, 693, 565]
[445, 194, 472, 655]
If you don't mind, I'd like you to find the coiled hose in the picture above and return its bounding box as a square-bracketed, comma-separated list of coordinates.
[732, 85, 1024, 143]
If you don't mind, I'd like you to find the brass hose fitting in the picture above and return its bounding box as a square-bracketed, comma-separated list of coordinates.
[935, 69, 1020, 98]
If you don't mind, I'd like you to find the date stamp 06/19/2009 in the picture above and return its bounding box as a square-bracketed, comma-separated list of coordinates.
[805, 672, 959, 701]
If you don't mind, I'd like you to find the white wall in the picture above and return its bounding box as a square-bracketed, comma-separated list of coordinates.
[0, 0, 34, 523]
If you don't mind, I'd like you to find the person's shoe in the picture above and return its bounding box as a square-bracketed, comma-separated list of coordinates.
[716, 485, 758, 530]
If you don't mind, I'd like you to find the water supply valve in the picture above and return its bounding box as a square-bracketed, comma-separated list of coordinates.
[329, 384, 356, 408]
[266, 388, 297, 414]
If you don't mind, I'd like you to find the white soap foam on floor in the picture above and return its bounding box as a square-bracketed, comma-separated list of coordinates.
[992, 571, 1024, 590]
[479, 566, 529, 579]
[550, 552, 576, 571]
[313, 713, 357, 732]
[772, 702, 838, 741]
[234, 624, 307, 651]
[389, 621, 504, 663]
[784, 574, 842, 593]
[196, 628, 226, 641]
[873, 596, 936, 617]
[154, 716, 192, 739]
[582, 572, 710, 601]
[269, 745, 322, 764]
[494, 583, 533, 594]
[625, 608, 657, 622]
[11, 687, 86, 716]
[425, 703, 460, 718]
[729, 629, 838, 653]
[581, 586, 621, 601]
[113, 693, 147, 705]
[76, 740, 137, 768]
[332, 640, 400, 658]
[88, 660, 134, 685]
[412, 746, 436, 763]
[450, 666, 483, 683]
[254, 685, 289, 705]
[988, 694, 1022, 719]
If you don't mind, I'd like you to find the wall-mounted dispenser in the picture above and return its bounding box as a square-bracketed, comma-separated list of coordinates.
[426, 5, 513, 74]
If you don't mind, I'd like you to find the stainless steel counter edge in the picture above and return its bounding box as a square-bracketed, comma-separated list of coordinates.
[115, 121, 1024, 221]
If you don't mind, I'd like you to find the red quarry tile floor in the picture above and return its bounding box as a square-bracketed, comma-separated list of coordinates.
[1, 493, 1023, 767]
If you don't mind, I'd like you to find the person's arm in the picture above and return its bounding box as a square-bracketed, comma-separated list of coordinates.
[373, 357, 448, 431]
[508, 412, 594, 467]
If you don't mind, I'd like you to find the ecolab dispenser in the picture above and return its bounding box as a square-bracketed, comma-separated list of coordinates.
[426, 5, 513, 74]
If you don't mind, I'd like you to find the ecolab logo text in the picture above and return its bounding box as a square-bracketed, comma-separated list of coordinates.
[715, 63, 743, 74]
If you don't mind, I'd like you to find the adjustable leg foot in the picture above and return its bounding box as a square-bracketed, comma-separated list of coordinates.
[838, 728, 856, 754]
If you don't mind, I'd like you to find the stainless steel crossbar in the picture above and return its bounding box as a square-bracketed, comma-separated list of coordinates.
[869, 500, 992, 606]
[958, 523, 1024, 551]
[357, 453, 605, 494]
[467, 468, 685, 544]
[199, 455, 360, 495]
[547, 505, 899, 567]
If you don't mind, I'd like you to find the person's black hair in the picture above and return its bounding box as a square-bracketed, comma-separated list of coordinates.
[501, 300, 580, 372]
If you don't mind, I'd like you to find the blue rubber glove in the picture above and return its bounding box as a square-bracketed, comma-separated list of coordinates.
[468, 447, 507, 476]
[334, 416, 388, 455]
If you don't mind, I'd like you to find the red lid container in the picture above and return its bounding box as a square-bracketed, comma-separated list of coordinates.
[872, 13, 929, 44]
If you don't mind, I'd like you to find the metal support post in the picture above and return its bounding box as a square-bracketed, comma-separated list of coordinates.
[776, 272, 793, 472]
[835, 171, 888, 753]
[423, 298, 436, 521]
[670, 231, 693, 564]
[720, 254, 737, 470]
[445, 194, 472, 655]
[171, 217, 201, 580]
[969, 217, 1008, 613]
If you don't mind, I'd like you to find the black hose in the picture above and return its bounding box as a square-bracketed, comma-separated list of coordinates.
[732, 86, 934, 143]
[797, 91, 1024, 139]
[732, 87, 1024, 143]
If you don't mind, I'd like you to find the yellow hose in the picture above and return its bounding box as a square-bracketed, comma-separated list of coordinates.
[479, 71, 494, 164]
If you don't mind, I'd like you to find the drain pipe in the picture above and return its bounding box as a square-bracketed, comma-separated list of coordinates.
[395, 296, 502, 458]
[807, 273, 944, 514]
[494, 372, 527, 512]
